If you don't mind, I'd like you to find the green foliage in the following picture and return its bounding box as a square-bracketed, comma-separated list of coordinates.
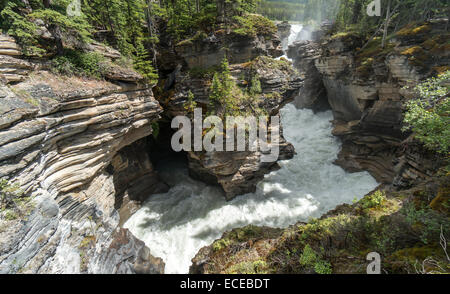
[28, 8, 91, 42]
[0, 178, 32, 221]
[299, 244, 317, 266]
[184, 90, 198, 113]
[213, 238, 232, 252]
[209, 57, 239, 116]
[249, 74, 262, 96]
[133, 41, 158, 83]
[257, 0, 340, 22]
[233, 0, 259, 15]
[82, 0, 146, 56]
[313, 259, 333, 274]
[232, 14, 277, 37]
[51, 50, 108, 78]
[403, 71, 450, 154]
[82, 0, 159, 81]
[162, 0, 263, 42]
[258, 0, 448, 40]
[208, 57, 268, 117]
[403, 202, 449, 245]
[0, 2, 44, 56]
[225, 260, 268, 274]
[299, 244, 332, 274]
[0, 178, 20, 196]
[151, 122, 160, 139]
[360, 190, 387, 209]
[1, 1, 92, 56]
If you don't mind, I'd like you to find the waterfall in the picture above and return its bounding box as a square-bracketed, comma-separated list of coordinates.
[124, 25, 379, 274]
[279, 23, 304, 61]
[286, 24, 304, 50]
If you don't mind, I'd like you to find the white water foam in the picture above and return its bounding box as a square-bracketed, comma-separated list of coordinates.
[278, 23, 304, 61]
[124, 104, 378, 273]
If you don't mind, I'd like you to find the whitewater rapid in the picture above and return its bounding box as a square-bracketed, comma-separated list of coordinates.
[278, 23, 305, 61]
[124, 104, 378, 273]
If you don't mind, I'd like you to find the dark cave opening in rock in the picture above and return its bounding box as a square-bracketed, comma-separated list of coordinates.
[148, 119, 188, 171]
[105, 123, 189, 227]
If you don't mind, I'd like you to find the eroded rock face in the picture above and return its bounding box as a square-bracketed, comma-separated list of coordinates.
[0, 38, 165, 273]
[175, 31, 283, 69]
[277, 21, 291, 48]
[287, 20, 448, 186]
[287, 41, 329, 111]
[187, 126, 295, 200]
[160, 55, 300, 199]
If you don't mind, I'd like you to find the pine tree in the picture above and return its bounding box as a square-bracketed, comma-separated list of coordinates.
[133, 40, 158, 83]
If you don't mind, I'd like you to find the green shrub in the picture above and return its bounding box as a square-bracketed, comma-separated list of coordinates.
[360, 190, 387, 209]
[0, 178, 33, 221]
[225, 260, 268, 274]
[151, 122, 160, 139]
[133, 41, 158, 84]
[248, 74, 262, 96]
[28, 8, 91, 43]
[0, 178, 21, 210]
[208, 57, 265, 117]
[299, 244, 318, 266]
[403, 71, 450, 154]
[403, 203, 450, 245]
[314, 260, 333, 274]
[299, 244, 333, 274]
[184, 90, 197, 114]
[208, 58, 239, 116]
[51, 50, 107, 78]
[212, 238, 232, 252]
[0, 2, 44, 56]
[232, 14, 277, 37]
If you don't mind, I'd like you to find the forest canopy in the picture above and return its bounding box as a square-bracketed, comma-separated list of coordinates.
[257, 0, 449, 31]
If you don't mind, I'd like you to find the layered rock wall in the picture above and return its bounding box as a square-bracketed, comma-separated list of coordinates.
[288, 20, 448, 187]
[0, 38, 166, 273]
[160, 56, 300, 199]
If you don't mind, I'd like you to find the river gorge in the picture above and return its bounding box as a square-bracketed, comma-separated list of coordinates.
[124, 26, 378, 273]
[0, 2, 447, 274]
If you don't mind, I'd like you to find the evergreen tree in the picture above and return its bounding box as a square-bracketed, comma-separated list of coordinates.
[133, 40, 158, 83]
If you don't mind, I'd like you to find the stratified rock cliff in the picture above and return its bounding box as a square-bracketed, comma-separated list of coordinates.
[0, 36, 166, 273]
[288, 20, 448, 187]
[276, 21, 291, 49]
[175, 29, 283, 70]
[153, 17, 302, 200]
[159, 44, 300, 199]
[189, 20, 449, 275]
[184, 59, 299, 199]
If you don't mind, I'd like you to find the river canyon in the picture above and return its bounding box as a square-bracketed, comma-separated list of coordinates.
[124, 26, 378, 273]
[0, 3, 447, 274]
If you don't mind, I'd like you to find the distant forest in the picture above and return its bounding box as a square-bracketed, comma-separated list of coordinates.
[257, 0, 449, 26]
[256, 0, 340, 22]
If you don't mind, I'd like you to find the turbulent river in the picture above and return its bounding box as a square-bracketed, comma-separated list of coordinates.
[124, 25, 379, 274]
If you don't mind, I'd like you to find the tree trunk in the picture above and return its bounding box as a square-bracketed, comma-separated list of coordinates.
[381, 0, 392, 49]
[217, 0, 225, 22]
[43, 0, 51, 8]
[145, 0, 158, 65]
[351, 0, 362, 24]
